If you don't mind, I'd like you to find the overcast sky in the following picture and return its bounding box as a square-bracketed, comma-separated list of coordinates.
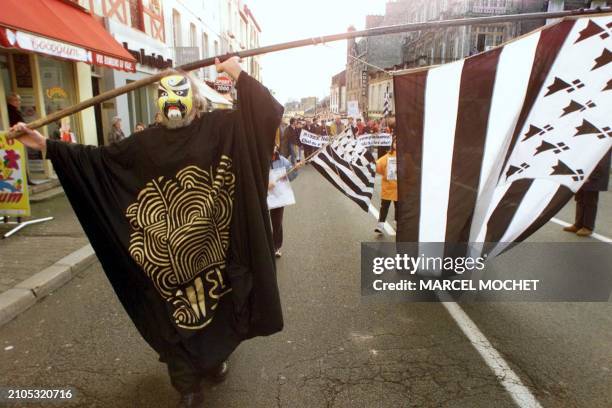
[247, 0, 387, 104]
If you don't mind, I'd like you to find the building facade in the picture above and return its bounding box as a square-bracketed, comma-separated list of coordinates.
[342, 0, 607, 119]
[1, 0, 137, 178]
[330, 70, 346, 115]
[70, 0, 262, 143]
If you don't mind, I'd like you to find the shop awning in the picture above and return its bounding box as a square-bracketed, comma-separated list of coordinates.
[0, 0, 136, 72]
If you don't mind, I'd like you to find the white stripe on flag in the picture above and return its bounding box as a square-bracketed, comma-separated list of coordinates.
[469, 31, 542, 243]
[419, 60, 464, 243]
[473, 183, 514, 244]
[489, 180, 562, 257]
[320, 149, 372, 195]
[312, 156, 370, 206]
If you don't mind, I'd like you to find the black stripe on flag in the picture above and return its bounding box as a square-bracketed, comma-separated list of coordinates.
[317, 153, 372, 200]
[445, 47, 503, 248]
[327, 146, 371, 188]
[484, 178, 534, 244]
[311, 158, 370, 211]
[395, 70, 428, 242]
[499, 19, 576, 177]
[495, 185, 573, 257]
[514, 185, 573, 242]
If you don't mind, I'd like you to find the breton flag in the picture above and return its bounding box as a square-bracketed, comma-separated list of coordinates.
[383, 84, 391, 117]
[394, 14, 612, 258]
[311, 127, 376, 211]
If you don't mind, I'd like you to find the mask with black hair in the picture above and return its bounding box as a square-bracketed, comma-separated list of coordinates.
[157, 73, 207, 129]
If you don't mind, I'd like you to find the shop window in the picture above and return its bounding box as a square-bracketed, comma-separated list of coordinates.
[39, 56, 80, 143]
[173, 9, 182, 47]
[127, 82, 157, 132]
[129, 0, 144, 31]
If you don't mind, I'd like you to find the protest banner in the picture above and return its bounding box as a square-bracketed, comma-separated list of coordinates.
[357, 133, 393, 148]
[0, 132, 30, 217]
[347, 100, 360, 119]
[267, 167, 296, 210]
[299, 129, 330, 148]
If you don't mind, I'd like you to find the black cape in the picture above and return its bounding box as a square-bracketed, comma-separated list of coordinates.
[46, 72, 284, 369]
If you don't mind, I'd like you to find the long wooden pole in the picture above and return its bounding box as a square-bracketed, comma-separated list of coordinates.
[6, 7, 609, 139]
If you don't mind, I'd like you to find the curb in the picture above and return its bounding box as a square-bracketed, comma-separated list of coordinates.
[0, 244, 97, 328]
[30, 186, 65, 203]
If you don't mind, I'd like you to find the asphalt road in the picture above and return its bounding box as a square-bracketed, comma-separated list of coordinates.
[0, 166, 610, 407]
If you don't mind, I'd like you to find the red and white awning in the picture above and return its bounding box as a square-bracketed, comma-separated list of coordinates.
[0, 0, 136, 72]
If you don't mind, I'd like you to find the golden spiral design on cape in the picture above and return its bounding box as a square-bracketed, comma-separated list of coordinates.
[125, 157, 235, 327]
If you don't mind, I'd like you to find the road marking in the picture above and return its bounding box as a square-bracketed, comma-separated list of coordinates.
[367, 208, 542, 408]
[367, 204, 396, 236]
[437, 292, 543, 408]
[549, 217, 612, 244]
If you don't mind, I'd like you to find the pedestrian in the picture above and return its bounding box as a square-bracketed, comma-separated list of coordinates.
[281, 117, 298, 164]
[149, 112, 164, 128]
[329, 116, 344, 136]
[295, 119, 305, 162]
[10, 57, 284, 408]
[134, 122, 146, 133]
[108, 116, 125, 144]
[356, 118, 365, 135]
[7, 92, 35, 185]
[374, 137, 398, 234]
[268, 145, 299, 257]
[563, 148, 611, 237]
[6, 92, 23, 126]
[347, 116, 357, 135]
[60, 121, 76, 143]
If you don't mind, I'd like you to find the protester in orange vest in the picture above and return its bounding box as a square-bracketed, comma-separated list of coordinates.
[374, 137, 398, 234]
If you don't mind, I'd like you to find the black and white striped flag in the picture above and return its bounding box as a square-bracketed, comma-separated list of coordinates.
[394, 14, 612, 258]
[311, 128, 376, 211]
[383, 84, 391, 117]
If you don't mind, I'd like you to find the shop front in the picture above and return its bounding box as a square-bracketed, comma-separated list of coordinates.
[0, 0, 136, 180]
[100, 17, 173, 139]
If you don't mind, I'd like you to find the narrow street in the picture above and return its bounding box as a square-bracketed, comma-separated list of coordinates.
[1, 167, 610, 407]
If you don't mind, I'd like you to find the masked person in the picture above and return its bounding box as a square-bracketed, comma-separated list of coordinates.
[10, 57, 284, 408]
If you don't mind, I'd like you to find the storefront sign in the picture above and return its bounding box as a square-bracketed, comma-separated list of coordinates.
[92, 52, 135, 72]
[361, 70, 368, 97]
[214, 76, 233, 94]
[6, 29, 89, 62]
[122, 42, 173, 69]
[0, 133, 30, 217]
[46, 86, 68, 100]
[0, 28, 135, 72]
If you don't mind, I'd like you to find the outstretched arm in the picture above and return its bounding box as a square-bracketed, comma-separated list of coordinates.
[9, 123, 47, 155]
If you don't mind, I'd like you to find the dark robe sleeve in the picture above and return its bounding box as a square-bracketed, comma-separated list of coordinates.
[225, 72, 285, 337]
[235, 72, 284, 182]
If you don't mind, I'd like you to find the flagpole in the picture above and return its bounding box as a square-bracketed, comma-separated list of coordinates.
[6, 7, 610, 139]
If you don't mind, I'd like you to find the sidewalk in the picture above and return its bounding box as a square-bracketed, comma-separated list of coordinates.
[0, 192, 96, 326]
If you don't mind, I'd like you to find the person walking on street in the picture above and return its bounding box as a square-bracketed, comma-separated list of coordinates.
[108, 116, 125, 144]
[563, 148, 611, 237]
[329, 116, 344, 136]
[281, 117, 299, 164]
[374, 138, 398, 234]
[11, 57, 284, 408]
[268, 146, 299, 258]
